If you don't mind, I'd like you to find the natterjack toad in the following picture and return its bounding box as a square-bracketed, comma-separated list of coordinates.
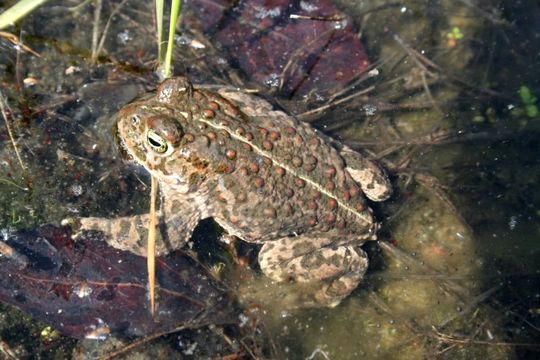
[79, 77, 392, 306]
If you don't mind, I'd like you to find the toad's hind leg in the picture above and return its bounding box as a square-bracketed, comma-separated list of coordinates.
[339, 145, 392, 202]
[258, 234, 368, 307]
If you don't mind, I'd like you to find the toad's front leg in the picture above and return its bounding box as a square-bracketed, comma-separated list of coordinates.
[258, 232, 369, 307]
[77, 214, 158, 255]
[75, 196, 202, 256]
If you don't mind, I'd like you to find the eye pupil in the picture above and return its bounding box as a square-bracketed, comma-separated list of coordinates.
[147, 137, 161, 147]
[146, 129, 168, 153]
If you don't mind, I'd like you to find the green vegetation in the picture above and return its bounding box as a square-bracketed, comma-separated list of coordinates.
[155, 0, 182, 78]
[0, 0, 49, 29]
[151, 0, 182, 315]
[156, 0, 165, 63]
[519, 85, 539, 118]
[446, 26, 464, 40]
[510, 85, 539, 120]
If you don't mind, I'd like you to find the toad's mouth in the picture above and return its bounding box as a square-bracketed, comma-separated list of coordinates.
[114, 121, 136, 162]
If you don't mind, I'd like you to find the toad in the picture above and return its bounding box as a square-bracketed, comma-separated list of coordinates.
[79, 77, 392, 306]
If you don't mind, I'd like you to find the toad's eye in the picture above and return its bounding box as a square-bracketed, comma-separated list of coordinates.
[146, 129, 168, 153]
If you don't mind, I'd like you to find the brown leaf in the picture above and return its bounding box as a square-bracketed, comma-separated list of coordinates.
[187, 0, 369, 98]
[0, 226, 235, 338]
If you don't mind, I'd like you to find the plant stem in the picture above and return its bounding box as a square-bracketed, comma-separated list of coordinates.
[148, 0, 183, 316]
[0, 92, 26, 171]
[155, 0, 164, 64]
[0, 0, 49, 30]
[163, 0, 182, 78]
[148, 175, 158, 316]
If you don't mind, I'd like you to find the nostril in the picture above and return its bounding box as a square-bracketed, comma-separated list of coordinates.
[131, 114, 140, 126]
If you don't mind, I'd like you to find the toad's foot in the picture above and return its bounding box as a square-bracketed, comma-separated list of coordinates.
[258, 233, 368, 307]
[340, 146, 392, 202]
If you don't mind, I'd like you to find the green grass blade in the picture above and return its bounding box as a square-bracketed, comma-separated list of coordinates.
[163, 0, 182, 78]
[0, 0, 49, 30]
[155, 0, 164, 64]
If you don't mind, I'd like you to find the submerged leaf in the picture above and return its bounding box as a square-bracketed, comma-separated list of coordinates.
[187, 0, 370, 98]
[0, 226, 235, 338]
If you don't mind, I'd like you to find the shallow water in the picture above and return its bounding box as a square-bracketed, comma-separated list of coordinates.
[0, 0, 539, 358]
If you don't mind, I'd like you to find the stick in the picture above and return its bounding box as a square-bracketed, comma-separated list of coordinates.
[147, 175, 158, 315]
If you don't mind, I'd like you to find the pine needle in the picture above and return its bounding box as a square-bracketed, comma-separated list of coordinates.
[147, 175, 158, 315]
[147, 0, 183, 316]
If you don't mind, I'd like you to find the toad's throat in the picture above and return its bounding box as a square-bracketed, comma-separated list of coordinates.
[197, 117, 373, 226]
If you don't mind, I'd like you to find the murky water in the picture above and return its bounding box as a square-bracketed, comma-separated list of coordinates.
[0, 0, 539, 358]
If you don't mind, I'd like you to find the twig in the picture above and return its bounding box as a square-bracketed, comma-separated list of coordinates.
[0, 92, 26, 171]
[94, 0, 131, 63]
[431, 327, 540, 349]
[420, 70, 444, 115]
[456, 0, 509, 26]
[368, 291, 420, 333]
[437, 285, 502, 329]
[278, 27, 335, 96]
[297, 86, 375, 120]
[289, 14, 343, 21]
[0, 31, 41, 57]
[0, 177, 28, 191]
[412, 172, 474, 235]
[324, 51, 402, 104]
[379, 241, 471, 299]
[392, 33, 440, 77]
[392, 31, 509, 101]
[99, 325, 188, 360]
[0, 338, 18, 360]
[91, 0, 102, 62]
[347, 129, 458, 150]
[147, 175, 158, 315]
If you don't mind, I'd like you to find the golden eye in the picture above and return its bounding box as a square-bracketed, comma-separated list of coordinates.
[146, 129, 168, 153]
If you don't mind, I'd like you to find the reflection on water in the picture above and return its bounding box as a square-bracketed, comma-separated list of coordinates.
[0, 0, 539, 358]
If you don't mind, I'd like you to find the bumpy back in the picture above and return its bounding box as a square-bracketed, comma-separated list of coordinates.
[179, 86, 378, 243]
